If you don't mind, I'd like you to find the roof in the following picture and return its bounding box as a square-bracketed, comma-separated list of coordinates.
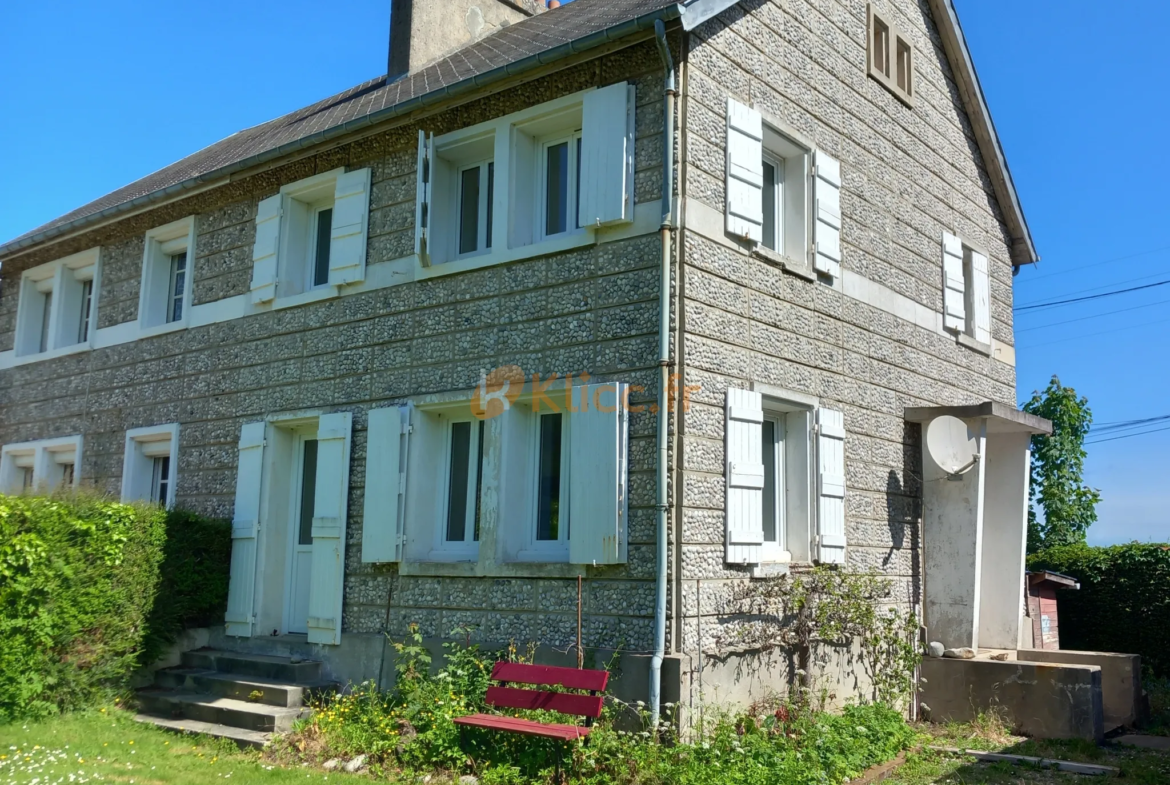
[1027, 571, 1081, 590]
[904, 402, 1053, 435]
[1, 0, 1037, 266]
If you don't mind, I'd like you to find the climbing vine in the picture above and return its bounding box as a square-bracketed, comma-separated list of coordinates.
[729, 567, 920, 706]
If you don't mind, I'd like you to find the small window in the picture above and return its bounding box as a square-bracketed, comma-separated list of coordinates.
[273, 171, 341, 299]
[760, 127, 810, 263]
[310, 207, 333, 289]
[525, 410, 570, 559]
[151, 456, 171, 504]
[141, 218, 195, 330]
[422, 133, 496, 265]
[0, 436, 83, 493]
[14, 249, 98, 357]
[38, 290, 53, 353]
[443, 420, 484, 549]
[78, 280, 94, 343]
[298, 439, 319, 547]
[458, 161, 494, 256]
[540, 133, 583, 240]
[759, 404, 813, 564]
[121, 425, 179, 507]
[868, 4, 914, 106]
[21, 467, 34, 490]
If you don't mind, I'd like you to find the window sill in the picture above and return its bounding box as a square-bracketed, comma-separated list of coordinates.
[1, 341, 92, 369]
[954, 331, 993, 357]
[136, 319, 189, 340]
[752, 245, 817, 282]
[421, 231, 596, 279]
[271, 286, 340, 311]
[399, 559, 585, 579]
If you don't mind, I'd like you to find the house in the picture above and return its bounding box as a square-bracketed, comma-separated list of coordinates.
[0, 0, 1043, 720]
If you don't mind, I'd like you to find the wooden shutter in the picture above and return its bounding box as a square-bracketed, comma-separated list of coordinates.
[942, 233, 966, 332]
[329, 168, 371, 286]
[568, 383, 629, 565]
[816, 408, 846, 565]
[579, 83, 636, 228]
[725, 388, 765, 564]
[813, 150, 842, 277]
[971, 250, 991, 344]
[250, 194, 282, 304]
[362, 405, 410, 563]
[415, 130, 434, 266]
[725, 98, 764, 243]
[307, 412, 353, 646]
[225, 422, 266, 637]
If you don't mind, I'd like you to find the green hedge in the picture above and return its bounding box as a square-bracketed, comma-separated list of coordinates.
[1028, 543, 1170, 677]
[0, 495, 231, 721]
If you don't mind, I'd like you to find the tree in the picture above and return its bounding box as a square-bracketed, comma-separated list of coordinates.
[1022, 376, 1101, 552]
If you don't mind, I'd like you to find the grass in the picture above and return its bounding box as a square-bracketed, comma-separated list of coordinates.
[0, 707, 367, 785]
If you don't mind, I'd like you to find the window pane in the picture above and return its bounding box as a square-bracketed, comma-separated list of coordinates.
[169, 252, 187, 323]
[474, 420, 485, 541]
[761, 420, 776, 543]
[21, 467, 33, 490]
[314, 208, 333, 287]
[298, 439, 319, 546]
[545, 142, 569, 236]
[446, 422, 472, 542]
[39, 291, 52, 353]
[762, 160, 777, 251]
[153, 456, 171, 504]
[61, 463, 74, 487]
[536, 413, 563, 541]
[79, 280, 93, 343]
[485, 163, 494, 250]
[459, 166, 481, 255]
[874, 21, 890, 76]
[897, 39, 912, 94]
[575, 136, 582, 229]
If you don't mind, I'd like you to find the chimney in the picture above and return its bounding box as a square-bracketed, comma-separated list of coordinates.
[388, 0, 545, 82]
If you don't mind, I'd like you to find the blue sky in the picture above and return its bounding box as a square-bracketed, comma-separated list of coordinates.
[1, 1, 1166, 545]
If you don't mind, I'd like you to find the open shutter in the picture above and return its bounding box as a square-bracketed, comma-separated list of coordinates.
[568, 383, 629, 565]
[816, 408, 846, 565]
[726, 98, 764, 243]
[813, 150, 842, 277]
[307, 412, 353, 645]
[329, 168, 371, 286]
[250, 194, 282, 304]
[942, 233, 966, 332]
[362, 405, 410, 563]
[579, 83, 636, 227]
[971, 250, 991, 344]
[225, 422, 266, 637]
[725, 388, 765, 564]
[414, 130, 434, 266]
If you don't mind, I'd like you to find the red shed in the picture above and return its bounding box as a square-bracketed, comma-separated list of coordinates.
[1026, 570, 1080, 650]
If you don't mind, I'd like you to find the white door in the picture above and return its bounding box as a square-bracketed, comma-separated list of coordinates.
[285, 435, 318, 634]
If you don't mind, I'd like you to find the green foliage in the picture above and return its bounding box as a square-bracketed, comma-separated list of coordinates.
[1028, 542, 1170, 677]
[733, 567, 921, 706]
[139, 509, 232, 667]
[0, 494, 232, 721]
[285, 628, 915, 784]
[1022, 376, 1101, 552]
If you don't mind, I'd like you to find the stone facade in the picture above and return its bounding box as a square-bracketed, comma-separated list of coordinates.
[0, 0, 1027, 705]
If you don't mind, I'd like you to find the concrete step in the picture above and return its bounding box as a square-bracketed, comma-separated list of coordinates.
[137, 689, 310, 733]
[154, 667, 336, 708]
[180, 648, 323, 683]
[133, 714, 272, 749]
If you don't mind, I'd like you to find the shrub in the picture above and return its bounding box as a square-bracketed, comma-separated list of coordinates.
[0, 494, 232, 721]
[1028, 542, 1170, 676]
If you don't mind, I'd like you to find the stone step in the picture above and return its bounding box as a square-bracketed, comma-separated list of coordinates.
[133, 714, 272, 749]
[137, 689, 310, 733]
[154, 667, 336, 708]
[180, 648, 323, 683]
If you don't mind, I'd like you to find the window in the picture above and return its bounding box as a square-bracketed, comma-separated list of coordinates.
[540, 133, 583, 239]
[760, 128, 809, 263]
[248, 168, 372, 305]
[141, 217, 195, 330]
[758, 408, 812, 563]
[942, 233, 991, 347]
[419, 132, 497, 265]
[533, 411, 568, 550]
[14, 249, 99, 358]
[458, 162, 494, 256]
[868, 4, 914, 105]
[121, 424, 179, 508]
[0, 435, 83, 493]
[442, 420, 484, 552]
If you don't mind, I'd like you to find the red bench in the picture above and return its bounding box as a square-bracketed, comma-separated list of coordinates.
[453, 662, 609, 744]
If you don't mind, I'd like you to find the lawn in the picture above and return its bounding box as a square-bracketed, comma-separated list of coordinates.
[0, 708, 363, 785]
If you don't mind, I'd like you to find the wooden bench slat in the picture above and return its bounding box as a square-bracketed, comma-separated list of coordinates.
[490, 662, 609, 692]
[485, 686, 603, 718]
[453, 713, 593, 741]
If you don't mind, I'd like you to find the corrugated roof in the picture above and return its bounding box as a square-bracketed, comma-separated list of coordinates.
[1, 0, 680, 255]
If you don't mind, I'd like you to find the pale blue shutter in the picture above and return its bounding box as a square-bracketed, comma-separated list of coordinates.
[307, 412, 353, 646]
[816, 408, 846, 565]
[942, 233, 966, 332]
[579, 83, 636, 227]
[725, 388, 765, 564]
[568, 383, 629, 565]
[726, 99, 764, 243]
[362, 406, 410, 563]
[329, 168, 372, 285]
[250, 195, 282, 304]
[813, 150, 842, 277]
[225, 422, 266, 637]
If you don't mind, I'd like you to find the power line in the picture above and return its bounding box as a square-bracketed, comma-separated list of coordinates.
[1086, 424, 1170, 446]
[1016, 267, 1170, 307]
[1016, 297, 1170, 333]
[1016, 314, 1170, 349]
[1021, 244, 1170, 282]
[1015, 280, 1170, 311]
[1094, 414, 1170, 430]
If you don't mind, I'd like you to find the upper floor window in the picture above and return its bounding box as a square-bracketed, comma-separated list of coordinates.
[141, 217, 195, 330]
[0, 435, 83, 493]
[868, 4, 914, 106]
[942, 233, 992, 347]
[248, 168, 372, 305]
[14, 248, 99, 358]
[539, 133, 583, 240]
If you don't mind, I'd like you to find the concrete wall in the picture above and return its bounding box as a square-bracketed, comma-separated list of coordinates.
[920, 657, 1104, 741]
[978, 431, 1030, 649]
[1017, 649, 1142, 732]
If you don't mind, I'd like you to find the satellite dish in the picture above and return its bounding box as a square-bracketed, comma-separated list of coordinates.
[926, 415, 980, 475]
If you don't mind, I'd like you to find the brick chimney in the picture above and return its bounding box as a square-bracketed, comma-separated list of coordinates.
[388, 0, 545, 82]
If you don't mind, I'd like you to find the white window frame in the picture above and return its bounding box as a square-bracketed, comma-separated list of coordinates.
[456, 159, 495, 259]
[759, 124, 810, 268]
[757, 390, 816, 567]
[121, 424, 180, 508]
[306, 204, 335, 292]
[434, 417, 484, 559]
[535, 130, 584, 243]
[520, 407, 571, 562]
[0, 435, 83, 493]
[140, 217, 196, 335]
[13, 248, 100, 359]
[275, 169, 344, 305]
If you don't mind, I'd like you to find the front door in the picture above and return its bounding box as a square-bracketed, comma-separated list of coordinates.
[285, 436, 318, 634]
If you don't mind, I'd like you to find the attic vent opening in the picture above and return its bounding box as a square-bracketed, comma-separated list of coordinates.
[867, 4, 914, 107]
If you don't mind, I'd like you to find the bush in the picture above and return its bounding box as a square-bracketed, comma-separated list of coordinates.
[0, 494, 232, 721]
[1028, 542, 1170, 676]
[275, 627, 915, 784]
